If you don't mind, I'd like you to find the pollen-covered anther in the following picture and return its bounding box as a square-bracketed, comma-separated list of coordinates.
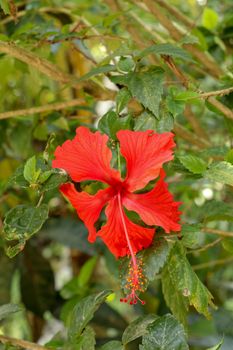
[120, 256, 146, 305]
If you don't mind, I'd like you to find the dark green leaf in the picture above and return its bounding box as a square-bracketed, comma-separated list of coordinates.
[205, 161, 233, 186]
[122, 315, 158, 345]
[98, 110, 132, 139]
[164, 242, 215, 318]
[116, 88, 132, 114]
[67, 326, 96, 350]
[140, 314, 189, 350]
[137, 43, 192, 61]
[117, 56, 135, 73]
[0, 304, 21, 321]
[222, 238, 233, 253]
[40, 169, 68, 192]
[68, 290, 112, 341]
[7, 165, 29, 188]
[134, 111, 157, 131]
[178, 155, 207, 174]
[181, 224, 204, 249]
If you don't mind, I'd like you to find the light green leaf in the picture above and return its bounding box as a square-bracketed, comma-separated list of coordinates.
[179, 155, 207, 174]
[202, 7, 218, 30]
[205, 161, 233, 186]
[137, 43, 192, 61]
[23, 156, 41, 184]
[122, 315, 158, 345]
[68, 290, 111, 341]
[140, 314, 189, 350]
[164, 242, 215, 318]
[100, 340, 123, 350]
[116, 88, 132, 114]
[222, 238, 233, 253]
[206, 338, 224, 350]
[225, 149, 233, 165]
[181, 224, 204, 249]
[175, 91, 199, 101]
[0, 0, 10, 14]
[0, 304, 21, 321]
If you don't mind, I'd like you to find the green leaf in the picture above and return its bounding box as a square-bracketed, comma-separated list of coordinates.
[225, 149, 233, 164]
[181, 224, 204, 249]
[205, 161, 233, 186]
[67, 326, 96, 350]
[164, 242, 215, 318]
[40, 169, 68, 192]
[139, 236, 172, 283]
[206, 339, 224, 350]
[0, 0, 10, 14]
[68, 290, 112, 341]
[202, 7, 218, 30]
[137, 43, 192, 61]
[0, 304, 21, 321]
[100, 340, 123, 350]
[222, 238, 233, 253]
[134, 111, 157, 131]
[140, 314, 189, 350]
[116, 88, 132, 114]
[122, 315, 158, 345]
[3, 204, 49, 256]
[162, 266, 189, 326]
[175, 91, 199, 101]
[117, 56, 135, 73]
[178, 155, 207, 174]
[98, 110, 132, 139]
[23, 156, 41, 184]
[7, 165, 29, 188]
[75, 64, 116, 83]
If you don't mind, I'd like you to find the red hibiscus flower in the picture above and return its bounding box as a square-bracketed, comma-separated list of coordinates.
[52, 126, 181, 304]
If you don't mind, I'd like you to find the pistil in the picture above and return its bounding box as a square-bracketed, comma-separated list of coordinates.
[117, 193, 146, 305]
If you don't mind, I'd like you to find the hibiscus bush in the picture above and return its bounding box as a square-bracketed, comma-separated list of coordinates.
[0, 0, 233, 349]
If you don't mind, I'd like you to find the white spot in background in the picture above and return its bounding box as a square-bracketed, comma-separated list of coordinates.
[196, 0, 207, 5]
[202, 188, 214, 200]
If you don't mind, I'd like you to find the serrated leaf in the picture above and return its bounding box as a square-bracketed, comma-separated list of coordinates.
[162, 266, 188, 326]
[67, 326, 96, 350]
[134, 111, 157, 131]
[100, 340, 123, 350]
[68, 290, 111, 341]
[140, 314, 189, 350]
[0, 303, 21, 321]
[122, 315, 157, 345]
[165, 242, 215, 318]
[181, 224, 204, 249]
[116, 88, 132, 114]
[137, 43, 192, 61]
[7, 165, 29, 188]
[98, 110, 132, 139]
[117, 56, 135, 73]
[179, 155, 207, 174]
[23, 156, 41, 184]
[3, 204, 49, 247]
[205, 161, 233, 186]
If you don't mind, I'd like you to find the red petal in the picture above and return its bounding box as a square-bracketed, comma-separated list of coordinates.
[98, 196, 155, 257]
[53, 126, 121, 185]
[117, 130, 175, 192]
[60, 183, 114, 243]
[122, 170, 182, 233]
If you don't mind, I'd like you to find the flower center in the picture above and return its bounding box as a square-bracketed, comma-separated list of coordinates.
[117, 193, 146, 305]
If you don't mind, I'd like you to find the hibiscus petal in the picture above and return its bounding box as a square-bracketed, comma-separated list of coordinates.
[122, 170, 182, 233]
[98, 196, 155, 258]
[53, 126, 121, 185]
[60, 183, 115, 243]
[117, 130, 175, 192]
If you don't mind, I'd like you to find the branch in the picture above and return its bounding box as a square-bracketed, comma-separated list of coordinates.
[0, 41, 74, 84]
[187, 238, 222, 255]
[130, 0, 223, 79]
[173, 123, 210, 149]
[202, 227, 233, 238]
[0, 98, 86, 120]
[193, 256, 233, 271]
[0, 335, 49, 350]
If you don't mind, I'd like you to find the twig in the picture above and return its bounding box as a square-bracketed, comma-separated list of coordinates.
[173, 123, 210, 149]
[130, 0, 223, 79]
[0, 335, 50, 350]
[0, 98, 85, 120]
[193, 256, 233, 270]
[199, 87, 233, 99]
[202, 227, 233, 238]
[187, 238, 222, 255]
